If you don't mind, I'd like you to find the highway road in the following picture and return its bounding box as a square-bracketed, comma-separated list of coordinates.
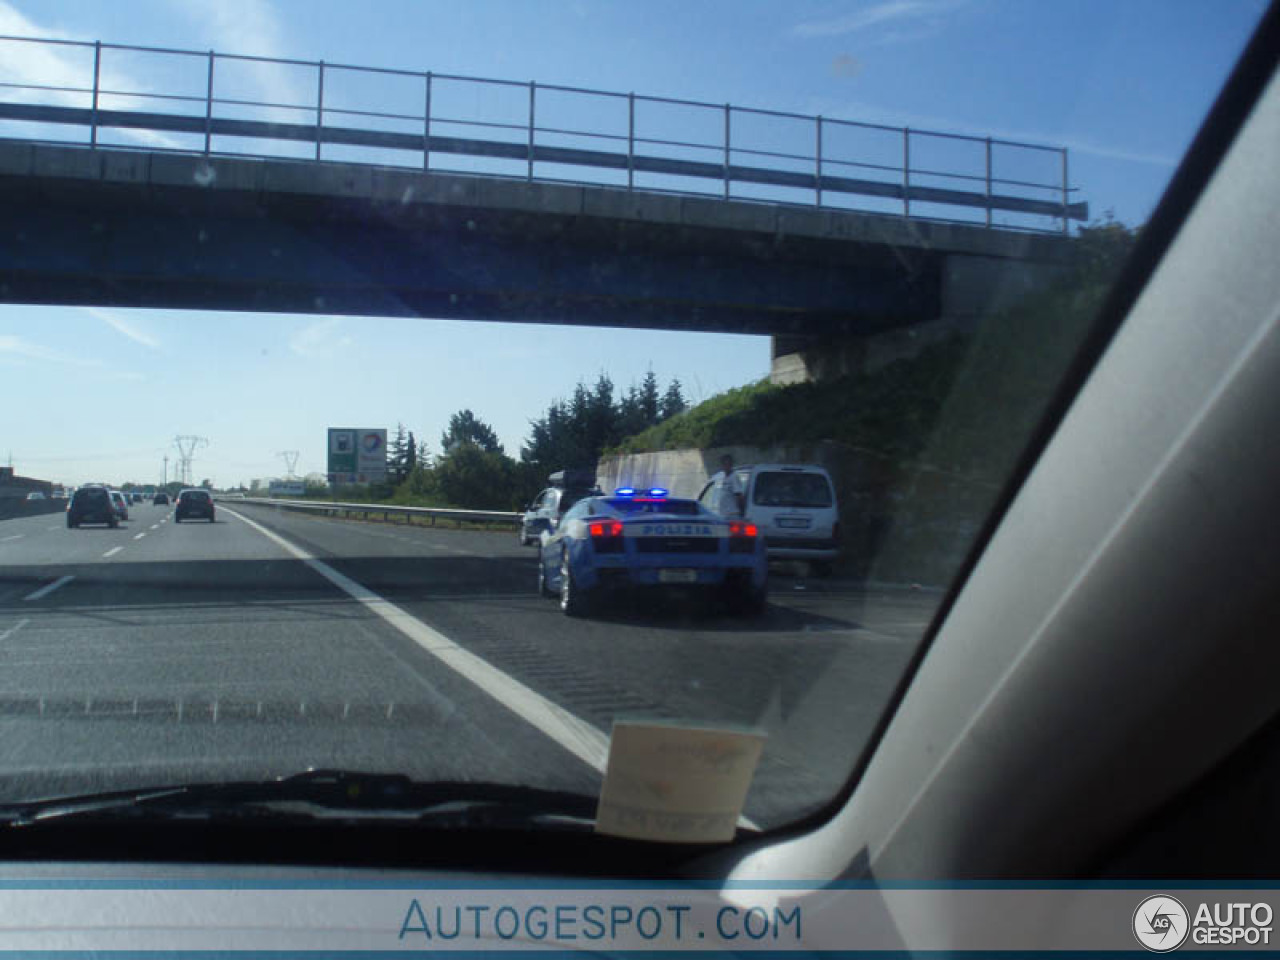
[0, 501, 936, 829]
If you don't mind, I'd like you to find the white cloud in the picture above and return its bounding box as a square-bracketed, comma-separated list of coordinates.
[176, 0, 309, 115]
[792, 0, 963, 39]
[289, 317, 352, 359]
[83, 307, 160, 349]
[0, 334, 99, 366]
[0, 1, 184, 149]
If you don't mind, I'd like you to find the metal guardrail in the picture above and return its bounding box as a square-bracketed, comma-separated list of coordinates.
[226, 496, 519, 528]
[0, 35, 1086, 232]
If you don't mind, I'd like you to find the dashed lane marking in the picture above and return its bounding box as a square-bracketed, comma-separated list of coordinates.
[0, 618, 30, 641]
[24, 577, 74, 602]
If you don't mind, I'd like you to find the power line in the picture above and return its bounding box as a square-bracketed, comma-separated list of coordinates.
[277, 450, 300, 478]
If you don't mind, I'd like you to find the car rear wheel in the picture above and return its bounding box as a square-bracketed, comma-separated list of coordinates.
[174, 516, 182, 523]
[108, 518, 118, 529]
[559, 549, 591, 617]
[66, 517, 76, 529]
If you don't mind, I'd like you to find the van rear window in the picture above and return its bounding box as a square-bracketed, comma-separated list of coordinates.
[753, 472, 833, 508]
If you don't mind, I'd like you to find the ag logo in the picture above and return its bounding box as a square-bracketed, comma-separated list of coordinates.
[1133, 895, 1190, 952]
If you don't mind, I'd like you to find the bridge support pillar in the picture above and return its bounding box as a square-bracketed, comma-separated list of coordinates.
[770, 253, 1067, 385]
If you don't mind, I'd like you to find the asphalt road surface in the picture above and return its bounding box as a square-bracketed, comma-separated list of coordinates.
[0, 501, 937, 829]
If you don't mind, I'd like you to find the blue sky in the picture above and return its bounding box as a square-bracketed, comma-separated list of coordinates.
[0, 0, 1267, 487]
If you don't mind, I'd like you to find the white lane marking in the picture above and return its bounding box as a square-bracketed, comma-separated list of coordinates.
[47, 525, 60, 531]
[24, 576, 74, 602]
[225, 507, 762, 829]
[0, 535, 23, 542]
[133, 533, 146, 540]
[102, 546, 123, 558]
[0, 618, 30, 641]
[150, 524, 159, 531]
[223, 506, 610, 771]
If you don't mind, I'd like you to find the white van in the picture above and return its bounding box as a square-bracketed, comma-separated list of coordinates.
[697, 463, 839, 571]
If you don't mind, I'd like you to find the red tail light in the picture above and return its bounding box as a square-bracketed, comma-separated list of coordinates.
[729, 521, 758, 553]
[590, 519, 624, 554]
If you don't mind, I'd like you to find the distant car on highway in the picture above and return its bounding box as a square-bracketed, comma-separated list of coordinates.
[698, 463, 840, 574]
[66, 485, 118, 529]
[520, 469, 601, 546]
[537, 487, 767, 617]
[109, 490, 130, 521]
[25, 491, 46, 501]
[153, 492, 170, 505]
[175, 488, 215, 523]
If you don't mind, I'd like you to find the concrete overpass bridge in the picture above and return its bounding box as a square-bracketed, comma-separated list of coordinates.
[0, 35, 1087, 381]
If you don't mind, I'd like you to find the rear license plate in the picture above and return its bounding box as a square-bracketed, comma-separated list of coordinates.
[658, 569, 698, 584]
[776, 517, 811, 529]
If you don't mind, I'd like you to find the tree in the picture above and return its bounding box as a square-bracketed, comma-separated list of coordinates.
[442, 409, 502, 454]
[660, 378, 687, 420]
[522, 398, 586, 480]
[388, 423, 410, 485]
[585, 373, 618, 456]
[405, 430, 418, 476]
[433, 442, 519, 509]
[521, 371, 689, 477]
[638, 368, 661, 427]
[616, 382, 647, 440]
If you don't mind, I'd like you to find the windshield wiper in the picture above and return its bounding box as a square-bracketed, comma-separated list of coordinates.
[0, 769, 599, 831]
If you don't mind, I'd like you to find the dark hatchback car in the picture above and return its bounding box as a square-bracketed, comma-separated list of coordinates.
[153, 492, 170, 505]
[66, 485, 118, 528]
[174, 489, 215, 523]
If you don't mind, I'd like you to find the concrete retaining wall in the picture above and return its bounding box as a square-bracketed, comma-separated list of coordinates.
[598, 442, 1000, 586]
[0, 499, 67, 522]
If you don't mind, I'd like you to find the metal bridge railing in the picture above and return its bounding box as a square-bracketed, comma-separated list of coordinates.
[0, 35, 1086, 232]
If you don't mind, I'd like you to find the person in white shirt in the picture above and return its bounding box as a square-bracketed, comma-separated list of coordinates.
[709, 454, 745, 518]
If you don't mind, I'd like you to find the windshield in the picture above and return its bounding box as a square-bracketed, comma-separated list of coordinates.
[0, 1, 1266, 839]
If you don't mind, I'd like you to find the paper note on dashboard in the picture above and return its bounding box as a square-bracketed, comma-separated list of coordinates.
[595, 721, 764, 844]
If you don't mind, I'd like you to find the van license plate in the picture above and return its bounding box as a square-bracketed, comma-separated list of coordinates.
[776, 517, 811, 528]
[659, 569, 698, 584]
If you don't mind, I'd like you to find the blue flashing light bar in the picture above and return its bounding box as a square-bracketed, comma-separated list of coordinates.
[647, 487, 669, 498]
[614, 487, 637, 497]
